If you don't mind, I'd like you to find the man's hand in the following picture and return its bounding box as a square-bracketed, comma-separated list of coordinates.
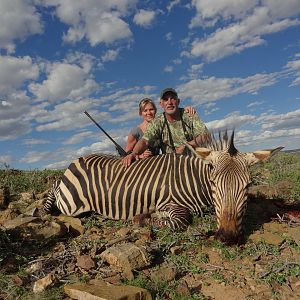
[122, 153, 139, 168]
[175, 145, 186, 154]
[141, 149, 153, 158]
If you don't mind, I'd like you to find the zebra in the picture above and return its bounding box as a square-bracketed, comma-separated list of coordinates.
[39, 131, 283, 244]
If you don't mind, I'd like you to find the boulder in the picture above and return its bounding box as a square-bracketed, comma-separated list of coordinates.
[100, 243, 151, 279]
[64, 279, 152, 300]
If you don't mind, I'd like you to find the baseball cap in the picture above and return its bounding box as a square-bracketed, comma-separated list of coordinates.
[160, 88, 178, 99]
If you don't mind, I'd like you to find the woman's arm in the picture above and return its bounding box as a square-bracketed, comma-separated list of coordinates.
[125, 134, 138, 153]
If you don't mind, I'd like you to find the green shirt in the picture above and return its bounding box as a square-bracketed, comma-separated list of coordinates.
[143, 108, 208, 154]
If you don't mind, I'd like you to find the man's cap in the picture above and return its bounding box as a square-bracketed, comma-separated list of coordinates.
[160, 87, 178, 99]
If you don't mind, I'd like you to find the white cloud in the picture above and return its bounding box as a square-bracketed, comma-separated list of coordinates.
[164, 65, 174, 73]
[177, 72, 278, 104]
[0, 55, 39, 94]
[43, 0, 136, 46]
[260, 109, 300, 130]
[22, 138, 50, 145]
[166, 32, 172, 41]
[0, 0, 43, 53]
[0, 91, 32, 141]
[167, 0, 182, 12]
[101, 49, 120, 62]
[189, 1, 300, 62]
[206, 112, 256, 131]
[0, 155, 13, 166]
[29, 62, 99, 102]
[63, 131, 94, 145]
[133, 9, 156, 28]
[247, 100, 264, 108]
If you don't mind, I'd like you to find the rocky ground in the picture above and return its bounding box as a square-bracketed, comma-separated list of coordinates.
[0, 184, 300, 300]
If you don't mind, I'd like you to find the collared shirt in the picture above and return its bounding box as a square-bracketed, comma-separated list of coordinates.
[143, 108, 208, 154]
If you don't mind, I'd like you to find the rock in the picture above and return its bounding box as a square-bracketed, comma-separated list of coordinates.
[33, 273, 56, 293]
[56, 215, 85, 235]
[2, 216, 39, 229]
[0, 208, 20, 224]
[176, 279, 190, 296]
[77, 255, 95, 270]
[20, 192, 35, 204]
[100, 243, 151, 279]
[170, 245, 183, 255]
[35, 221, 68, 239]
[64, 279, 152, 300]
[150, 264, 177, 282]
[287, 227, 300, 246]
[249, 230, 285, 246]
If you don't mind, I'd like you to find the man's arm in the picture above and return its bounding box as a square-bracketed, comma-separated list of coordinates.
[122, 138, 149, 168]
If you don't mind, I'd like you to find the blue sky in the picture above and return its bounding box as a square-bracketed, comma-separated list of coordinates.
[0, 0, 300, 170]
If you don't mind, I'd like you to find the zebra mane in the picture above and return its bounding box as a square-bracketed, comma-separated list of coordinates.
[197, 130, 238, 156]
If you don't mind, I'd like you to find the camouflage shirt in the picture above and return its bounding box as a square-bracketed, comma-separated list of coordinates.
[143, 108, 208, 154]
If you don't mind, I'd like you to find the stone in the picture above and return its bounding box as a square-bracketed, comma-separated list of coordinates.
[100, 243, 151, 279]
[20, 192, 34, 204]
[249, 231, 285, 246]
[64, 279, 152, 300]
[2, 216, 39, 229]
[77, 255, 95, 270]
[287, 227, 300, 246]
[56, 215, 85, 235]
[33, 273, 56, 293]
[150, 264, 177, 282]
[0, 208, 20, 224]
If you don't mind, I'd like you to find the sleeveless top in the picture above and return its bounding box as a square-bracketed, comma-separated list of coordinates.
[129, 126, 161, 155]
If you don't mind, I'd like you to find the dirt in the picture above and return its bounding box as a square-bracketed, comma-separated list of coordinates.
[0, 185, 300, 299]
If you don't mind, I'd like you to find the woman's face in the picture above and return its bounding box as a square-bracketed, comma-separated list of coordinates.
[141, 103, 156, 122]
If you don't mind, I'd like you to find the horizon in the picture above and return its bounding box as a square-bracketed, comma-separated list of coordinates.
[0, 0, 300, 170]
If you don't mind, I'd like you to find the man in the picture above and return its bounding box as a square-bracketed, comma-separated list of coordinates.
[122, 87, 208, 167]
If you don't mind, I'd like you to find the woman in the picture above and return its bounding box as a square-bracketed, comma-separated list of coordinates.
[125, 98, 196, 158]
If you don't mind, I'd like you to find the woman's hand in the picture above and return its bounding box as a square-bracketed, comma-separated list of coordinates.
[122, 153, 139, 168]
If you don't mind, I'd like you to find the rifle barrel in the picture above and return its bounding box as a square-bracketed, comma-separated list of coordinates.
[84, 111, 127, 156]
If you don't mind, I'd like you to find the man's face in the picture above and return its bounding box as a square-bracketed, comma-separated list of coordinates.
[160, 92, 180, 115]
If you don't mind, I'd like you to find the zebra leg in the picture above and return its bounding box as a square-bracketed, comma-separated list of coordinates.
[133, 203, 193, 231]
[34, 180, 61, 217]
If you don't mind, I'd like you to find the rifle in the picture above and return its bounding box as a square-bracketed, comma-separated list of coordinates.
[84, 111, 127, 157]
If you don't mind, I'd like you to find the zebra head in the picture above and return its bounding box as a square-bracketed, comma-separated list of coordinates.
[196, 131, 283, 245]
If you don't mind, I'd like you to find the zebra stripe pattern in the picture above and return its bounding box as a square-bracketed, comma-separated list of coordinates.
[41, 131, 282, 244]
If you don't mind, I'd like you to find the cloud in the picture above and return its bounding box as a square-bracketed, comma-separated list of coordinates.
[260, 109, 300, 130]
[164, 65, 174, 73]
[101, 49, 120, 62]
[177, 72, 278, 104]
[0, 0, 43, 53]
[0, 55, 39, 94]
[63, 131, 95, 145]
[0, 91, 32, 141]
[43, 0, 136, 46]
[206, 112, 256, 131]
[29, 62, 99, 102]
[189, 1, 300, 62]
[133, 9, 156, 28]
[167, 0, 182, 12]
[22, 138, 50, 145]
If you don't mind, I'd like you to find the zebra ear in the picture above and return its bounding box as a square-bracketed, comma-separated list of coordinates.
[195, 147, 215, 163]
[245, 147, 284, 166]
